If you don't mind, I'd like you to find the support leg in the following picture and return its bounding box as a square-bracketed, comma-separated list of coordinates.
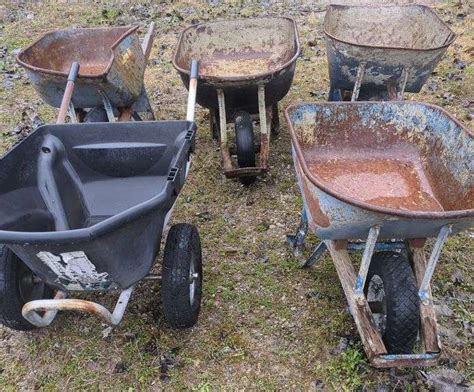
[287, 209, 308, 256]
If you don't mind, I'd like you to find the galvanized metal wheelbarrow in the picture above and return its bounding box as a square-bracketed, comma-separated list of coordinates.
[324, 5, 456, 101]
[0, 60, 203, 331]
[286, 101, 473, 368]
[173, 17, 300, 185]
[17, 23, 156, 122]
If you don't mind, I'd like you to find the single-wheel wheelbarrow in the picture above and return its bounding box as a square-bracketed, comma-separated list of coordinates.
[286, 101, 473, 368]
[0, 60, 203, 331]
[17, 23, 156, 122]
[173, 17, 300, 185]
[324, 5, 455, 101]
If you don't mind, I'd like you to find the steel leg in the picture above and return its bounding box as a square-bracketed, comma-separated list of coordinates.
[419, 225, 452, 304]
[354, 225, 381, 301]
[351, 62, 366, 102]
[287, 209, 308, 256]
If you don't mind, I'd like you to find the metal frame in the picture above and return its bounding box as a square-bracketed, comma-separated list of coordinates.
[216, 83, 271, 179]
[350, 62, 409, 102]
[19, 57, 200, 329]
[288, 208, 451, 367]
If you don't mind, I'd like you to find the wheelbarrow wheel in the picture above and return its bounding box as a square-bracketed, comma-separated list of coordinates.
[83, 107, 109, 122]
[0, 245, 54, 331]
[364, 251, 420, 354]
[235, 111, 256, 186]
[162, 224, 202, 329]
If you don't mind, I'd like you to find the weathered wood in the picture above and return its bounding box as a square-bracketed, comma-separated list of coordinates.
[409, 244, 440, 353]
[326, 240, 387, 359]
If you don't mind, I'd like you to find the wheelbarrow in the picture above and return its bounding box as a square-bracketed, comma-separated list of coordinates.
[324, 5, 456, 101]
[0, 60, 203, 331]
[173, 17, 300, 185]
[285, 101, 473, 367]
[17, 23, 156, 122]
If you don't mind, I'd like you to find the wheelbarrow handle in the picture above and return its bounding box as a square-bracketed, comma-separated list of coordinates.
[56, 62, 80, 124]
[186, 59, 199, 123]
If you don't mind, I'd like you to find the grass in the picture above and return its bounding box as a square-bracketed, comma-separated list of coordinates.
[0, 0, 473, 390]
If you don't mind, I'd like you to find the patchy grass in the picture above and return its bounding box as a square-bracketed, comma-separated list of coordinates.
[0, 0, 473, 390]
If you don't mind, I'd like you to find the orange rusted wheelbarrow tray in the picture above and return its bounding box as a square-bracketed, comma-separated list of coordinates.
[17, 23, 156, 121]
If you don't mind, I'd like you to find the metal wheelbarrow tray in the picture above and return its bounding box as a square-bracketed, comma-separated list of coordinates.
[173, 17, 300, 184]
[324, 5, 455, 101]
[0, 65, 203, 331]
[286, 102, 473, 368]
[17, 24, 156, 121]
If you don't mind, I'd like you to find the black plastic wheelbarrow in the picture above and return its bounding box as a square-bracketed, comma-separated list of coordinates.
[324, 5, 455, 101]
[0, 61, 203, 331]
[286, 101, 473, 367]
[17, 23, 156, 122]
[173, 17, 300, 184]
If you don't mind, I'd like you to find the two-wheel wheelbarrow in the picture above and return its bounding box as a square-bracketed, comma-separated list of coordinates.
[17, 23, 156, 122]
[0, 60, 203, 331]
[286, 101, 473, 367]
[173, 17, 300, 185]
[324, 4, 456, 101]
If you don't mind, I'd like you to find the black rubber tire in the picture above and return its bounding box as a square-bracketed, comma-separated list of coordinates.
[271, 102, 280, 135]
[84, 107, 109, 122]
[162, 224, 202, 329]
[0, 245, 54, 331]
[234, 111, 257, 185]
[364, 251, 420, 354]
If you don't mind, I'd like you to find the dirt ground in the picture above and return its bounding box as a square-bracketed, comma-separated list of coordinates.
[0, 1, 473, 390]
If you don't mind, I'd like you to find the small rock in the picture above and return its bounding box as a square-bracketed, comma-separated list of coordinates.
[434, 303, 453, 318]
[425, 369, 469, 391]
[102, 326, 113, 339]
[330, 337, 348, 355]
[453, 58, 467, 70]
[466, 112, 474, 121]
[309, 379, 325, 390]
[113, 361, 127, 374]
[257, 255, 269, 264]
[451, 269, 463, 285]
[308, 39, 317, 47]
[196, 211, 212, 221]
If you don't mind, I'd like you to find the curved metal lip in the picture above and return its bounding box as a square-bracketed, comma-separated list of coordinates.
[323, 4, 456, 52]
[0, 120, 196, 245]
[172, 16, 301, 83]
[16, 25, 139, 79]
[285, 101, 474, 221]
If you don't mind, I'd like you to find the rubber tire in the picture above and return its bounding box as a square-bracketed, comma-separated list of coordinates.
[0, 245, 54, 331]
[84, 107, 109, 122]
[364, 251, 420, 354]
[234, 111, 257, 186]
[162, 224, 202, 329]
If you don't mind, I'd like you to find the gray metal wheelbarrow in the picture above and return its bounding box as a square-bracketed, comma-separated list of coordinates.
[17, 23, 156, 122]
[324, 5, 456, 101]
[173, 17, 300, 184]
[286, 101, 473, 368]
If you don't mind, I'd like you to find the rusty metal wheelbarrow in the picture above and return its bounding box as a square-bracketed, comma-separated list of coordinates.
[0, 61, 203, 331]
[324, 5, 455, 101]
[17, 23, 156, 122]
[173, 17, 300, 184]
[286, 101, 473, 368]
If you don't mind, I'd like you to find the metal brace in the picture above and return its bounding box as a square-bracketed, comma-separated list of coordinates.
[419, 225, 452, 305]
[351, 62, 366, 102]
[101, 93, 116, 122]
[287, 208, 308, 256]
[354, 225, 381, 301]
[22, 287, 134, 327]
